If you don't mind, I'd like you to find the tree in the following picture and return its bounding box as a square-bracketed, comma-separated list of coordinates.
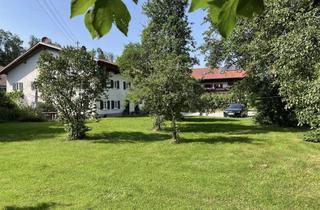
[142, 0, 199, 142]
[202, 0, 320, 139]
[36, 47, 108, 140]
[96, 48, 116, 62]
[118, 0, 200, 141]
[117, 42, 147, 104]
[28, 35, 61, 48]
[0, 29, 24, 66]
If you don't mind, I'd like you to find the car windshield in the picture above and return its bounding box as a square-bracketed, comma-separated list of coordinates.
[229, 104, 243, 109]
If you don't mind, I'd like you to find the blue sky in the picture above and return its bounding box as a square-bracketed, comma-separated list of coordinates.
[0, 0, 209, 67]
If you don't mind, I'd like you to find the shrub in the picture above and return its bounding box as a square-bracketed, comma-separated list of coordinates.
[0, 92, 46, 122]
[304, 130, 320, 143]
[17, 106, 46, 122]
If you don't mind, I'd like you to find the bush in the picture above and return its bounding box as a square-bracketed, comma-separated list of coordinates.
[0, 92, 46, 122]
[304, 130, 320, 143]
[17, 106, 46, 122]
[199, 92, 237, 113]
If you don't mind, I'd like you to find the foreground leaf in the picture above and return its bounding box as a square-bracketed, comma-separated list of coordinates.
[71, 0, 96, 17]
[92, 0, 113, 37]
[113, 0, 131, 36]
[189, 0, 209, 12]
[237, 0, 264, 18]
[84, 10, 98, 38]
[217, 0, 239, 38]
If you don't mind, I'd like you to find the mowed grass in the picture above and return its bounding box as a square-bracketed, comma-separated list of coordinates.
[0, 117, 319, 210]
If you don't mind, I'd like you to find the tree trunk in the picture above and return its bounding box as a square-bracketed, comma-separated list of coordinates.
[66, 119, 87, 140]
[171, 116, 180, 143]
[153, 115, 162, 131]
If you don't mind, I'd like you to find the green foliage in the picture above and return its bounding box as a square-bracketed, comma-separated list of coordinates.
[36, 47, 108, 140]
[200, 92, 233, 113]
[71, 0, 135, 38]
[0, 29, 24, 66]
[71, 0, 320, 38]
[71, 0, 266, 38]
[0, 92, 45, 122]
[96, 47, 116, 62]
[304, 130, 320, 143]
[202, 1, 320, 127]
[17, 106, 46, 122]
[122, 0, 199, 142]
[28, 35, 61, 48]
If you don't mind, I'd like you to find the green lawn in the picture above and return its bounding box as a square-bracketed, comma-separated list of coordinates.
[0, 117, 319, 210]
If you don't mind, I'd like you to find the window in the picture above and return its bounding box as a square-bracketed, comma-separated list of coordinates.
[107, 101, 110, 109]
[13, 82, 23, 92]
[111, 101, 115, 109]
[31, 82, 36, 90]
[118, 101, 121, 109]
[107, 80, 114, 88]
[204, 84, 212, 89]
[214, 83, 223, 89]
[123, 81, 127, 90]
[103, 101, 107, 109]
[227, 81, 234, 86]
[116, 81, 120, 89]
[99, 100, 103, 110]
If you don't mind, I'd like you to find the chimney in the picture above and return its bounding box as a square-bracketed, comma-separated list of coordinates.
[41, 37, 49, 44]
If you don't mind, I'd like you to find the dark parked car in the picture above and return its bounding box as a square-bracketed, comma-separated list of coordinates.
[223, 103, 247, 118]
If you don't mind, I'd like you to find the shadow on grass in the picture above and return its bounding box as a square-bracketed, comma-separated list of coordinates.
[85, 131, 171, 144]
[0, 123, 64, 143]
[178, 117, 302, 135]
[181, 117, 238, 123]
[3, 202, 68, 210]
[181, 136, 258, 144]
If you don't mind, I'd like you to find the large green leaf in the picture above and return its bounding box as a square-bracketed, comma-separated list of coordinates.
[206, 0, 265, 38]
[92, 0, 113, 38]
[237, 0, 264, 18]
[71, 0, 96, 17]
[189, 0, 209, 12]
[113, 0, 131, 36]
[217, 0, 239, 38]
[84, 10, 98, 38]
[208, 0, 225, 25]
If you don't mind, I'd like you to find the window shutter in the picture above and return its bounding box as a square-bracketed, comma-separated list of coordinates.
[110, 80, 114, 88]
[123, 82, 126, 90]
[19, 83, 23, 91]
[118, 101, 121, 109]
[100, 100, 103, 110]
[111, 101, 114, 109]
[117, 81, 120, 89]
[107, 101, 110, 109]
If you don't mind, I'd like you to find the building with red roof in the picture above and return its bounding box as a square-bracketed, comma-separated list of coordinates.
[192, 68, 246, 92]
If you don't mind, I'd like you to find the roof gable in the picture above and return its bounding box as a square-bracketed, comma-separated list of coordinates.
[0, 43, 119, 75]
[0, 42, 61, 75]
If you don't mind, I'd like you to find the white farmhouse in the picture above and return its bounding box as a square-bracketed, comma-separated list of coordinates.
[0, 40, 135, 117]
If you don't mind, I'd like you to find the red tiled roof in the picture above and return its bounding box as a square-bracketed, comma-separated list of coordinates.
[192, 68, 246, 80]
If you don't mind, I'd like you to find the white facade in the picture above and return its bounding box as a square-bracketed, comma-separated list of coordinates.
[4, 44, 134, 116]
[96, 73, 135, 116]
